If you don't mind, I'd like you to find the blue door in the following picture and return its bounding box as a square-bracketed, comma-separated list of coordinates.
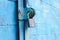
[0, 0, 18, 40]
[25, 0, 60, 40]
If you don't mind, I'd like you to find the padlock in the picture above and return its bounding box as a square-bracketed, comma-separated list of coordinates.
[27, 8, 35, 27]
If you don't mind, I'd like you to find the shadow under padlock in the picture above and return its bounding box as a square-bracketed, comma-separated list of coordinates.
[23, 8, 35, 40]
[24, 8, 35, 40]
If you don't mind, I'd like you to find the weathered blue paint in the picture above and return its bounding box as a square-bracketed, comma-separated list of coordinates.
[26, 0, 60, 40]
[0, 0, 17, 40]
[18, 0, 24, 40]
[1, 0, 60, 40]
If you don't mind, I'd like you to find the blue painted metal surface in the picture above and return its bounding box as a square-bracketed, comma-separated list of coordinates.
[0, 0, 60, 40]
[0, 0, 17, 40]
[18, 0, 24, 40]
[25, 0, 60, 40]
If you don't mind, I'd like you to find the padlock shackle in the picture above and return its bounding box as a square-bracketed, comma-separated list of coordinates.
[27, 8, 35, 19]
